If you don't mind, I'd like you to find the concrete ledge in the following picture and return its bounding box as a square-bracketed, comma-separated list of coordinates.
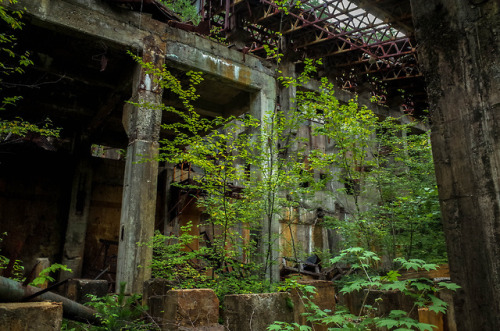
[0, 302, 63, 331]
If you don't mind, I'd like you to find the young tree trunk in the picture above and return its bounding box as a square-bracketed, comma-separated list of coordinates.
[411, 0, 500, 329]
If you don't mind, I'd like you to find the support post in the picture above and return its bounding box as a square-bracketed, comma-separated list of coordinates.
[249, 77, 279, 282]
[117, 36, 164, 294]
[411, 1, 500, 329]
[60, 137, 93, 280]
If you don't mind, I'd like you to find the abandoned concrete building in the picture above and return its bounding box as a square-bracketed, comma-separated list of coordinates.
[0, 0, 498, 330]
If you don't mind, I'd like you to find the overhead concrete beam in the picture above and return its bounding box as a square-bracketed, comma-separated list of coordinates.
[163, 27, 275, 92]
[10, 0, 163, 50]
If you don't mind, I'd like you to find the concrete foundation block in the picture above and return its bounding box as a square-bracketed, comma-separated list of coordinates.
[342, 289, 418, 320]
[64, 279, 108, 304]
[418, 307, 444, 331]
[164, 289, 221, 331]
[439, 290, 457, 331]
[143, 278, 174, 324]
[0, 302, 63, 331]
[291, 280, 336, 331]
[223, 292, 294, 331]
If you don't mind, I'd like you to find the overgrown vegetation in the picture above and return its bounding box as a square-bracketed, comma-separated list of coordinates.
[0, 233, 71, 285]
[268, 248, 458, 330]
[0, 0, 60, 143]
[301, 77, 445, 264]
[129, 32, 446, 303]
[62, 283, 157, 331]
[159, 0, 201, 24]
[0, 2, 449, 329]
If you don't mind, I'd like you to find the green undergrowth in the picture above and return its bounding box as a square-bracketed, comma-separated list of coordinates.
[268, 247, 458, 331]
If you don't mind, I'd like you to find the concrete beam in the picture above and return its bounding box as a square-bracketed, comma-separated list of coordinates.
[10, 0, 163, 50]
[163, 27, 275, 92]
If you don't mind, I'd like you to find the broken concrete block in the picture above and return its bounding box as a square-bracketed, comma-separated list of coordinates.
[291, 280, 336, 331]
[64, 279, 108, 304]
[223, 292, 294, 331]
[32, 258, 51, 289]
[418, 307, 444, 331]
[164, 289, 222, 331]
[143, 278, 174, 325]
[0, 301, 62, 331]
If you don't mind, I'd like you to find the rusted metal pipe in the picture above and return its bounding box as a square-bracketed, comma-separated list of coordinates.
[0, 276, 100, 324]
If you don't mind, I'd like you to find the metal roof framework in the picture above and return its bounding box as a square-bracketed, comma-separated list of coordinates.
[110, 0, 426, 115]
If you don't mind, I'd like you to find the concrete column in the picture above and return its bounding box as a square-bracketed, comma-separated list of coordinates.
[411, 1, 500, 329]
[249, 77, 279, 282]
[117, 36, 164, 294]
[276, 61, 298, 271]
[162, 164, 175, 235]
[60, 137, 93, 280]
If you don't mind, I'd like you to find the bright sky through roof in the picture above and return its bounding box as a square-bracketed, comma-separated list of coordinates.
[324, 0, 405, 40]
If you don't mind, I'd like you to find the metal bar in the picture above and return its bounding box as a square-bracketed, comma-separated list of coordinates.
[94, 266, 110, 281]
[21, 278, 71, 302]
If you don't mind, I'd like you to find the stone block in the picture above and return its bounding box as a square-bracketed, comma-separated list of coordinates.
[143, 278, 174, 324]
[223, 292, 294, 331]
[0, 302, 62, 331]
[418, 307, 444, 331]
[32, 258, 51, 289]
[439, 290, 457, 331]
[164, 289, 221, 331]
[342, 289, 418, 320]
[63, 279, 108, 304]
[291, 280, 335, 331]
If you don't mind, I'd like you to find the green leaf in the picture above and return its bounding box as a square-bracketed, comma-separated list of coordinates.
[438, 282, 461, 291]
[380, 280, 407, 292]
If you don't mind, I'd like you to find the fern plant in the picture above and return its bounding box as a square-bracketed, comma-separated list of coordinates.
[268, 248, 459, 331]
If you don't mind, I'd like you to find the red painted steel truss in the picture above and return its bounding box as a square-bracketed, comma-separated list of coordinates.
[108, 0, 427, 114]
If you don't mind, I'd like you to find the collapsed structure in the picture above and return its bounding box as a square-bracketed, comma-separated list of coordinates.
[0, 1, 499, 329]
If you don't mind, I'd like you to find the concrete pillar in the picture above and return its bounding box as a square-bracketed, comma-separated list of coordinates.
[411, 0, 500, 329]
[249, 78, 279, 282]
[117, 36, 164, 294]
[277, 61, 298, 270]
[60, 137, 93, 280]
[162, 164, 175, 235]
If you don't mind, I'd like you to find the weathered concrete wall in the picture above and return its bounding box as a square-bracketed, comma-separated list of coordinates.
[82, 158, 124, 279]
[411, 0, 500, 329]
[0, 149, 72, 274]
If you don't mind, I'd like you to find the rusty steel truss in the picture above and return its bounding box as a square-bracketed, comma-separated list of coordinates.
[108, 0, 427, 115]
